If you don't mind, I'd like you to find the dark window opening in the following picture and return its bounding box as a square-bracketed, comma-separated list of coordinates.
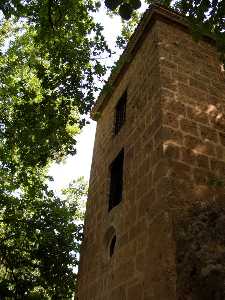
[109, 149, 124, 211]
[114, 90, 127, 135]
[109, 235, 116, 257]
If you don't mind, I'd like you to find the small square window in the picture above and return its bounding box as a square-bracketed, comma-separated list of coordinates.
[114, 90, 127, 135]
[109, 149, 124, 211]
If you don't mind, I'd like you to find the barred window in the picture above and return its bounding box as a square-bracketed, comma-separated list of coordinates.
[109, 149, 124, 211]
[114, 90, 127, 135]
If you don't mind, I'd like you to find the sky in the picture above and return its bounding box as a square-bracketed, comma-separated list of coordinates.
[48, 5, 124, 193]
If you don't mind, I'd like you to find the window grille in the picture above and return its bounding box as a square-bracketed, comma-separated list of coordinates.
[114, 90, 127, 135]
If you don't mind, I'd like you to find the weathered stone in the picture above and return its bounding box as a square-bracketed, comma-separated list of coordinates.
[77, 5, 225, 300]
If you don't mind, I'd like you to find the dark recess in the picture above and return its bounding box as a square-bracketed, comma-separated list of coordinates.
[109, 149, 124, 211]
[109, 235, 117, 257]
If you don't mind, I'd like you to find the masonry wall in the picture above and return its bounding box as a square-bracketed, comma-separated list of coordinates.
[157, 20, 225, 208]
[78, 15, 225, 300]
[156, 20, 225, 299]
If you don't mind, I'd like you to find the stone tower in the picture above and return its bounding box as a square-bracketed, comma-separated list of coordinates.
[77, 5, 225, 300]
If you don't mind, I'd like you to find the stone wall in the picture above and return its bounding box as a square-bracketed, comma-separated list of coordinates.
[158, 19, 225, 207]
[78, 10, 225, 300]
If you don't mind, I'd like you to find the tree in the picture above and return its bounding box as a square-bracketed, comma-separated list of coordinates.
[62, 177, 88, 221]
[0, 1, 110, 173]
[0, 1, 107, 299]
[0, 177, 87, 299]
[106, 0, 225, 64]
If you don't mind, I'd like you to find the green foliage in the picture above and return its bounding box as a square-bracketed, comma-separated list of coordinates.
[0, 177, 88, 299]
[130, 0, 142, 10]
[62, 177, 88, 221]
[105, 0, 123, 10]
[116, 10, 141, 49]
[119, 3, 134, 20]
[0, 1, 110, 173]
[105, 0, 142, 18]
[0, 1, 105, 299]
